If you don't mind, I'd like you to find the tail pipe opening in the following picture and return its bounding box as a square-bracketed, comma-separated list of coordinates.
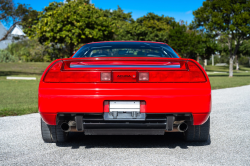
[61, 122, 70, 132]
[60, 121, 84, 132]
[177, 122, 188, 132]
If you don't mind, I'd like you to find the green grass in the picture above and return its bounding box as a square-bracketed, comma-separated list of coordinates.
[205, 65, 250, 89]
[206, 65, 250, 73]
[0, 62, 250, 116]
[0, 78, 40, 116]
[0, 62, 50, 77]
[210, 76, 250, 89]
[0, 62, 49, 117]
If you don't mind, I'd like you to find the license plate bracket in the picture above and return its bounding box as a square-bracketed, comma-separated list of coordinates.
[104, 112, 146, 121]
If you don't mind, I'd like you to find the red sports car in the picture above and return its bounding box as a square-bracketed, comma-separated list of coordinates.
[40, 41, 211, 143]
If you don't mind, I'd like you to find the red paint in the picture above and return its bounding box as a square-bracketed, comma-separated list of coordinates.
[193, 113, 210, 125]
[40, 113, 57, 125]
[140, 101, 146, 113]
[86, 41, 168, 45]
[104, 101, 109, 113]
[39, 42, 211, 126]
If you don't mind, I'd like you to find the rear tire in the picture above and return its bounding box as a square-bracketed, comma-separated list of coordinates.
[184, 117, 210, 142]
[41, 118, 69, 143]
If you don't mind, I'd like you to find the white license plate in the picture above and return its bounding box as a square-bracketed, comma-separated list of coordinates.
[110, 101, 140, 112]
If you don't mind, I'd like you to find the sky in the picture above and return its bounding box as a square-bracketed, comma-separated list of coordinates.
[12, 0, 205, 25]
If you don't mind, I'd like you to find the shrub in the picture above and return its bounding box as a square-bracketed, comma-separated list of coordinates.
[4, 39, 46, 62]
[0, 50, 19, 62]
[3, 39, 71, 62]
[239, 56, 250, 66]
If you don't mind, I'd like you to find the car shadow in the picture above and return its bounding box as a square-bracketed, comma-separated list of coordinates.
[56, 132, 211, 149]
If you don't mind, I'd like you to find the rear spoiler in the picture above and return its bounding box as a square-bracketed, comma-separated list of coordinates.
[42, 58, 208, 83]
[62, 58, 188, 71]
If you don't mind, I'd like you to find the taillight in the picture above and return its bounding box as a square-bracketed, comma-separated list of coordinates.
[44, 61, 63, 82]
[44, 60, 206, 83]
[138, 61, 206, 83]
[138, 71, 190, 83]
[44, 61, 112, 83]
[187, 61, 206, 82]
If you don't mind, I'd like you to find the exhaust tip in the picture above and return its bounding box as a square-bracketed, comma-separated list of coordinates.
[178, 122, 188, 132]
[61, 122, 70, 132]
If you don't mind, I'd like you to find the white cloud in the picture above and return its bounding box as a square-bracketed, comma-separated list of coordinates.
[186, 10, 192, 14]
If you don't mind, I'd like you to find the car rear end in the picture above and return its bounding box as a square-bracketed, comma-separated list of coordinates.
[39, 42, 211, 143]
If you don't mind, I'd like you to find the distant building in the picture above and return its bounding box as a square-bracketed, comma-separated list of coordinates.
[0, 22, 26, 50]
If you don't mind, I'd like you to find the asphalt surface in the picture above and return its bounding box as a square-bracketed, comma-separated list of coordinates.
[1, 85, 250, 166]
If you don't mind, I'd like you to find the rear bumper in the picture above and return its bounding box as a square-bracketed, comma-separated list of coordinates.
[41, 112, 209, 135]
[39, 82, 211, 125]
[40, 113, 209, 126]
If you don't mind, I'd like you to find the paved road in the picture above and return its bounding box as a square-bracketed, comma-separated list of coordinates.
[1, 85, 250, 166]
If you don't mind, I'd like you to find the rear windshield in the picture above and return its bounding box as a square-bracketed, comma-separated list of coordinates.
[73, 43, 179, 58]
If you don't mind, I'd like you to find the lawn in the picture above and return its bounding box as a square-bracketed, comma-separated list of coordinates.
[0, 62, 50, 77]
[206, 65, 250, 89]
[0, 62, 250, 116]
[0, 62, 50, 116]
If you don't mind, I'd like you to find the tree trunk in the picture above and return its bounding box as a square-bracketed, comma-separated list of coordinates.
[236, 62, 239, 70]
[229, 56, 234, 77]
[212, 54, 214, 66]
[0, 22, 20, 42]
[230, 37, 240, 77]
[204, 59, 207, 66]
[203, 59, 206, 71]
[228, 37, 233, 77]
[235, 55, 239, 71]
[196, 56, 199, 63]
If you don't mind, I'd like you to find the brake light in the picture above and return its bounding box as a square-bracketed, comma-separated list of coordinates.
[44, 60, 206, 83]
[138, 61, 206, 83]
[138, 71, 190, 83]
[187, 61, 206, 82]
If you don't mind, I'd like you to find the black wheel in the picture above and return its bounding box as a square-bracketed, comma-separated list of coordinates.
[184, 117, 210, 142]
[41, 118, 69, 143]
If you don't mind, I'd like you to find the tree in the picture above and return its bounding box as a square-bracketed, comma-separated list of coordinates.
[217, 33, 244, 69]
[100, 6, 134, 40]
[193, 0, 250, 77]
[168, 22, 204, 60]
[0, 0, 37, 41]
[168, 22, 190, 57]
[197, 33, 217, 70]
[24, 0, 115, 57]
[240, 40, 250, 56]
[115, 13, 174, 42]
[239, 40, 250, 66]
[0, 0, 14, 24]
